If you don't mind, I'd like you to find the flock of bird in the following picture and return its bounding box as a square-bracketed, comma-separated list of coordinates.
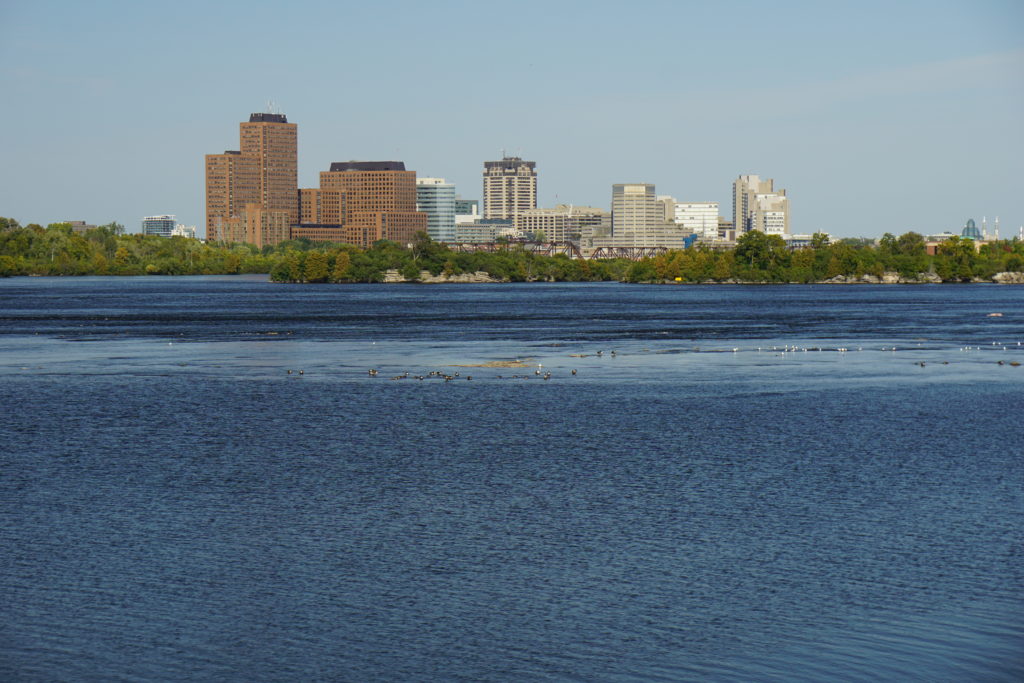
[276, 340, 1023, 380]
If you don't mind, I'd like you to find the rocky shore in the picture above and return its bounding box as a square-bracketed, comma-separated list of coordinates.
[382, 269, 504, 283]
[380, 268, 1024, 284]
[818, 271, 1024, 284]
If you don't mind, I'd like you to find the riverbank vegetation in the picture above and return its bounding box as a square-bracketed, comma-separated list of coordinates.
[623, 231, 1023, 283]
[2, 217, 1022, 283]
[0, 219, 629, 281]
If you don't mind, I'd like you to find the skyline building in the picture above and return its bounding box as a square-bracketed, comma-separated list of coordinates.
[673, 202, 720, 239]
[294, 161, 427, 248]
[612, 184, 663, 236]
[515, 205, 608, 243]
[482, 156, 537, 220]
[171, 224, 197, 239]
[733, 174, 789, 236]
[142, 215, 176, 237]
[205, 112, 297, 247]
[416, 178, 457, 243]
[598, 183, 689, 248]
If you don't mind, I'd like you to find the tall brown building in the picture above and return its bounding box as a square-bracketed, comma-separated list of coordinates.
[292, 161, 426, 248]
[205, 113, 297, 247]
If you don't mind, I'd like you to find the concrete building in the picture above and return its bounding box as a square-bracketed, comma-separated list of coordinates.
[416, 178, 456, 243]
[205, 112, 297, 247]
[515, 205, 608, 243]
[453, 219, 515, 244]
[733, 174, 789, 236]
[612, 184, 662, 235]
[581, 184, 690, 250]
[142, 215, 176, 237]
[673, 202, 720, 239]
[171, 224, 197, 239]
[717, 218, 737, 242]
[455, 199, 479, 219]
[454, 198, 481, 227]
[483, 156, 537, 220]
[293, 161, 427, 249]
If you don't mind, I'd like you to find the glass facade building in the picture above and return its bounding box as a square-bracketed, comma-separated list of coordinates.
[142, 215, 176, 237]
[416, 178, 456, 243]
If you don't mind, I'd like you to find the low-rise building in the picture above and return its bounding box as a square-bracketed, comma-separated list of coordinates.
[171, 225, 197, 239]
[515, 205, 608, 242]
[66, 221, 97, 234]
[142, 215, 176, 237]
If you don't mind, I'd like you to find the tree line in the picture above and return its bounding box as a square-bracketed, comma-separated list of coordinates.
[2, 217, 1022, 283]
[0, 219, 628, 281]
[623, 230, 1024, 283]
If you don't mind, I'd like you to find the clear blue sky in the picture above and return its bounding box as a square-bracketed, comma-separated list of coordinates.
[2, 0, 1022, 238]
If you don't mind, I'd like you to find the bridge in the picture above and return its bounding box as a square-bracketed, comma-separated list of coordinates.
[447, 241, 672, 261]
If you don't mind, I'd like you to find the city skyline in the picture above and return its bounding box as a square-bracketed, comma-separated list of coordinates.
[1, 1, 1022, 237]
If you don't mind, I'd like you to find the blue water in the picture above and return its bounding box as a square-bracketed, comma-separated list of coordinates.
[1, 276, 1022, 682]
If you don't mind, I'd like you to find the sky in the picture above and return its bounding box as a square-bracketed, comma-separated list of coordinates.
[1, 0, 1022, 239]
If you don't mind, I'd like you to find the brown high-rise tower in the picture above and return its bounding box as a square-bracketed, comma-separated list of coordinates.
[293, 161, 427, 248]
[205, 113, 297, 247]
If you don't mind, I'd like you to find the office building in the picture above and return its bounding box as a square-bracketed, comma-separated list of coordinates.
[515, 205, 608, 243]
[171, 224, 197, 239]
[674, 202, 720, 239]
[455, 198, 479, 217]
[733, 174, 789, 236]
[483, 156, 537, 220]
[142, 215, 176, 237]
[293, 161, 427, 248]
[205, 112, 297, 247]
[416, 178, 457, 243]
[583, 183, 690, 249]
[453, 219, 515, 244]
[612, 184, 667, 238]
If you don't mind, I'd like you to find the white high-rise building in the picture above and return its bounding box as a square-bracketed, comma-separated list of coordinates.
[482, 156, 537, 220]
[416, 178, 457, 243]
[674, 202, 720, 238]
[733, 175, 789, 236]
[171, 224, 197, 239]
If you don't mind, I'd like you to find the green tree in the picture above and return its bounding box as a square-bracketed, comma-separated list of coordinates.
[304, 251, 329, 282]
[811, 232, 831, 249]
[400, 261, 421, 281]
[331, 251, 351, 281]
[735, 230, 789, 275]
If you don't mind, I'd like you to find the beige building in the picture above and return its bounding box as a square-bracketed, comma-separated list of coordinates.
[582, 184, 690, 250]
[515, 205, 608, 242]
[483, 156, 537, 220]
[733, 174, 789, 236]
[205, 113, 297, 247]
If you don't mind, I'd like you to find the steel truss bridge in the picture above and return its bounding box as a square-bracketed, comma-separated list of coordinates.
[447, 242, 669, 261]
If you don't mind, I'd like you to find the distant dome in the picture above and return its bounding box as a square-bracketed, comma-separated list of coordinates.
[962, 218, 982, 240]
